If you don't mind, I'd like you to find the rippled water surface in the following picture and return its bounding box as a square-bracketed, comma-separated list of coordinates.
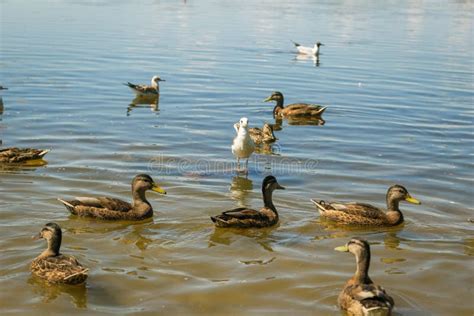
[1, 0, 473, 315]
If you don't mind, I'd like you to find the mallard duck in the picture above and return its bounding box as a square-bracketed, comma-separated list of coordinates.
[235, 122, 277, 145]
[292, 41, 324, 56]
[211, 175, 285, 228]
[124, 76, 165, 96]
[0, 147, 50, 163]
[311, 185, 420, 226]
[335, 238, 394, 315]
[31, 222, 88, 285]
[232, 117, 255, 172]
[264, 91, 327, 118]
[58, 174, 166, 220]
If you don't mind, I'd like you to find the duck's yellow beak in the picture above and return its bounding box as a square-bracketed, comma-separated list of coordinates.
[264, 96, 273, 102]
[405, 194, 420, 205]
[151, 183, 167, 195]
[334, 245, 349, 252]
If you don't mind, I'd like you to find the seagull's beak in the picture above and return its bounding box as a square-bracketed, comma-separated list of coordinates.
[151, 183, 167, 194]
[334, 245, 349, 252]
[159, 79, 166, 82]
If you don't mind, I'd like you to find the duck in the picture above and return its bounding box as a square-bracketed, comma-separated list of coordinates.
[0, 147, 50, 164]
[211, 175, 285, 228]
[311, 185, 421, 226]
[58, 174, 166, 220]
[232, 117, 255, 172]
[335, 238, 394, 315]
[124, 76, 165, 96]
[292, 40, 324, 56]
[264, 91, 327, 118]
[235, 122, 277, 145]
[31, 222, 88, 285]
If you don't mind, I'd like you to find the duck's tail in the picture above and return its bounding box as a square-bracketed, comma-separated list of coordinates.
[310, 199, 327, 214]
[37, 149, 50, 158]
[315, 106, 327, 116]
[64, 268, 89, 285]
[57, 198, 76, 214]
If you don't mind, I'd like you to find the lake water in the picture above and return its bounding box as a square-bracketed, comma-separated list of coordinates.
[1, 0, 473, 315]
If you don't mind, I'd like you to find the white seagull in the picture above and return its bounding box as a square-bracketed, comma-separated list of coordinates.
[124, 76, 165, 96]
[292, 41, 324, 56]
[232, 117, 255, 172]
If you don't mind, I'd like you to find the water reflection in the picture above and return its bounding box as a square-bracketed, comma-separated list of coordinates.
[209, 227, 275, 252]
[229, 175, 253, 207]
[271, 116, 325, 131]
[293, 54, 320, 67]
[126, 95, 159, 116]
[28, 276, 88, 308]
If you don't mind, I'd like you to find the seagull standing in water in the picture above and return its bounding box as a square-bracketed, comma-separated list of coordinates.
[292, 41, 324, 56]
[232, 117, 255, 173]
[124, 76, 165, 96]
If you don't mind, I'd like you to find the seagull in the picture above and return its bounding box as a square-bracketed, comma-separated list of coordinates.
[124, 76, 165, 96]
[291, 41, 324, 56]
[232, 117, 255, 173]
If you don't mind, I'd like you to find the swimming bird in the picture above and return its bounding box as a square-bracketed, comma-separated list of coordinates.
[232, 117, 255, 172]
[335, 238, 394, 315]
[58, 174, 166, 220]
[124, 76, 165, 96]
[311, 185, 421, 226]
[235, 122, 277, 145]
[31, 222, 88, 285]
[292, 40, 324, 56]
[264, 91, 327, 118]
[0, 147, 50, 164]
[211, 175, 285, 228]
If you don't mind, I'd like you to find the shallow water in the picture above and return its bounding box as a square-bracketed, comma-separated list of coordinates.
[1, 0, 473, 315]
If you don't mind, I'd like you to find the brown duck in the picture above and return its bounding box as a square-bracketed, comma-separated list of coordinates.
[335, 238, 394, 315]
[211, 175, 285, 228]
[311, 185, 420, 226]
[58, 174, 166, 220]
[0, 147, 49, 163]
[235, 122, 277, 145]
[31, 222, 88, 285]
[264, 91, 327, 118]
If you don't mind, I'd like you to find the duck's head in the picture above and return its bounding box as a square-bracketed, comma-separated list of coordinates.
[264, 91, 283, 103]
[387, 185, 420, 205]
[132, 174, 167, 194]
[34, 222, 62, 242]
[239, 117, 249, 128]
[151, 76, 165, 85]
[262, 123, 277, 141]
[335, 237, 370, 258]
[33, 222, 62, 255]
[315, 42, 324, 48]
[262, 175, 285, 192]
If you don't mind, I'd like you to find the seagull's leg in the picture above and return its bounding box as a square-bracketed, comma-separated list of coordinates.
[245, 158, 249, 172]
[237, 158, 240, 172]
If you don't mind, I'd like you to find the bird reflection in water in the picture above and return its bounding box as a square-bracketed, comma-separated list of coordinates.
[229, 175, 253, 208]
[208, 227, 275, 252]
[270, 116, 325, 133]
[27, 276, 88, 308]
[126, 94, 159, 116]
[294, 54, 320, 67]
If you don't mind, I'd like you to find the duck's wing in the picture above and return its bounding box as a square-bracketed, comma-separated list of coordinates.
[58, 196, 132, 214]
[342, 283, 394, 313]
[31, 255, 88, 284]
[0, 147, 49, 163]
[211, 207, 268, 227]
[285, 103, 327, 116]
[312, 199, 385, 219]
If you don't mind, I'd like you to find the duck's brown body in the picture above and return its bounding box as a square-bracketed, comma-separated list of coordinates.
[31, 223, 88, 285]
[211, 175, 284, 228]
[31, 254, 88, 285]
[0, 147, 49, 163]
[336, 238, 394, 316]
[264, 91, 326, 118]
[312, 185, 420, 227]
[58, 174, 166, 221]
